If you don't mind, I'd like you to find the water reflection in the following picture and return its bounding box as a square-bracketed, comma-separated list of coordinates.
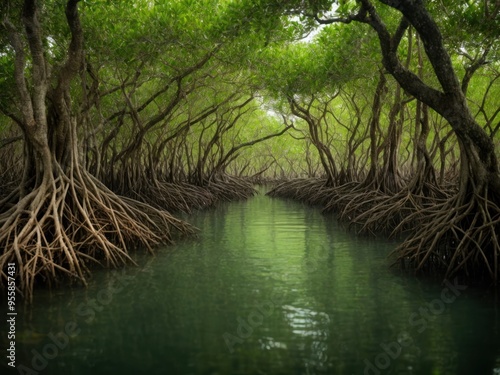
[1, 192, 499, 375]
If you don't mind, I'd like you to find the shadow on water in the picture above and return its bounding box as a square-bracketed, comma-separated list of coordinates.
[1, 192, 500, 375]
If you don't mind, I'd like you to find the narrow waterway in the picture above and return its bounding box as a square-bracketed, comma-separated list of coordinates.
[3, 192, 500, 375]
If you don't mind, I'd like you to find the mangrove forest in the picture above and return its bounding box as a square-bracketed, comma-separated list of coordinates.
[0, 0, 499, 298]
[1, 1, 500, 375]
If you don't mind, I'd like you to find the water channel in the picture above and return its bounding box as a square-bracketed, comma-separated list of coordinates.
[3, 191, 500, 375]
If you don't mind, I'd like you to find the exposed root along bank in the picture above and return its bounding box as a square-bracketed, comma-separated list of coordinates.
[267, 178, 335, 207]
[206, 175, 257, 202]
[394, 191, 500, 283]
[268, 178, 500, 284]
[0, 168, 258, 300]
[115, 175, 256, 213]
[325, 181, 452, 236]
[0, 166, 193, 301]
[122, 180, 217, 213]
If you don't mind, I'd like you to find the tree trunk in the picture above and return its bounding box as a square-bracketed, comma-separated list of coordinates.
[362, 0, 499, 197]
[357, 0, 500, 281]
[0, 0, 191, 300]
[289, 97, 339, 186]
[380, 82, 403, 193]
[365, 69, 387, 186]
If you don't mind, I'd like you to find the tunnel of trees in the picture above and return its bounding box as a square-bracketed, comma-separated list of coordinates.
[0, 0, 499, 299]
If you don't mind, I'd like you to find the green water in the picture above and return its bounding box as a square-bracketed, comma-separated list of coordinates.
[2, 192, 500, 375]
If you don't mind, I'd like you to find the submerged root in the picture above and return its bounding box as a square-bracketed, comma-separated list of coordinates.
[0, 169, 193, 301]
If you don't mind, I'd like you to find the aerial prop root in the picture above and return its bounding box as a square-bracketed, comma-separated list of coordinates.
[207, 175, 256, 201]
[392, 190, 500, 282]
[341, 190, 447, 235]
[267, 178, 333, 205]
[0, 166, 193, 301]
[116, 175, 256, 213]
[124, 180, 217, 214]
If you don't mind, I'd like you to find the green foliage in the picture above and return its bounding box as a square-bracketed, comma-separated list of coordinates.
[1, 0, 498, 183]
[0, 51, 16, 113]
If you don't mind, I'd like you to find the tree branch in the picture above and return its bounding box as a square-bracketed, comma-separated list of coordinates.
[377, 0, 462, 95]
[309, 6, 368, 25]
[1, 18, 33, 129]
[357, 0, 446, 114]
[215, 125, 293, 172]
[0, 136, 23, 149]
[461, 46, 491, 95]
[22, 0, 48, 125]
[56, 0, 83, 91]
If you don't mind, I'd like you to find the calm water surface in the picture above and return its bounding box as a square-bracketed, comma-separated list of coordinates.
[2, 192, 500, 375]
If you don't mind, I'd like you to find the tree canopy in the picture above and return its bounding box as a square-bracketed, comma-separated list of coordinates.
[0, 0, 499, 297]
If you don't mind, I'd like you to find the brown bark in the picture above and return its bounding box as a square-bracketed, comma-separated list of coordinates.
[365, 69, 387, 184]
[289, 96, 339, 186]
[380, 82, 404, 193]
[0, 0, 192, 300]
[311, 0, 500, 281]
[359, 0, 499, 197]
